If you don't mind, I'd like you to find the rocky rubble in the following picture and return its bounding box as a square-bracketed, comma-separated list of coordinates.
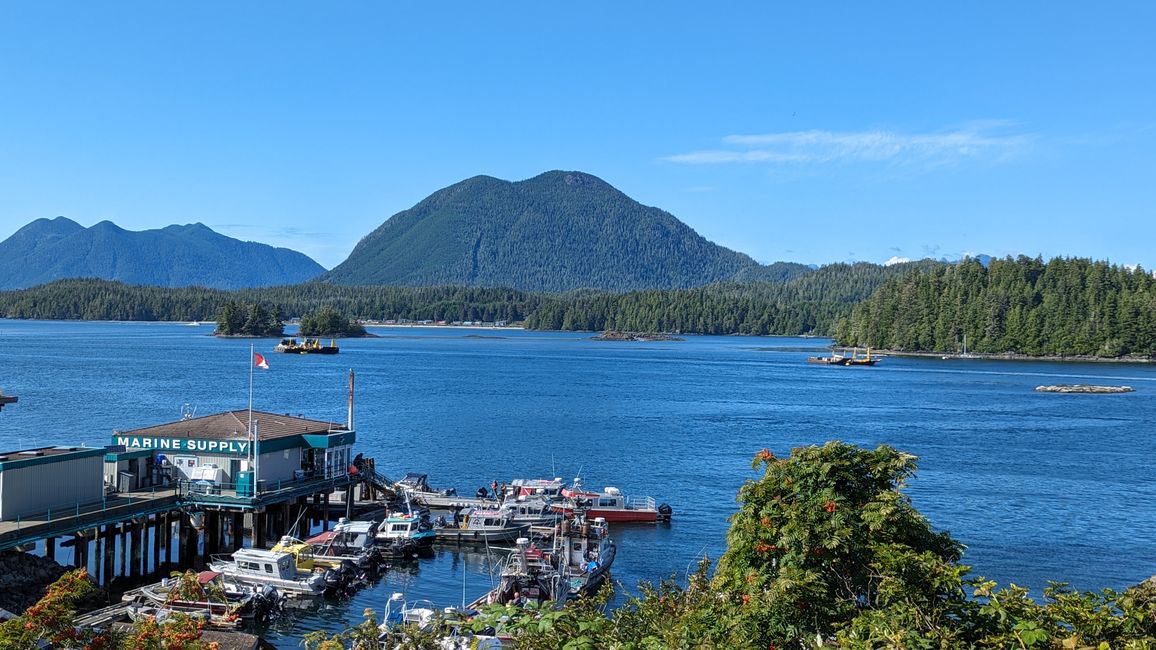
[0, 551, 76, 614]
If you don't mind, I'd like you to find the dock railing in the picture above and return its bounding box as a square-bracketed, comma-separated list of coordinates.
[0, 483, 182, 552]
[177, 471, 362, 508]
[627, 495, 657, 512]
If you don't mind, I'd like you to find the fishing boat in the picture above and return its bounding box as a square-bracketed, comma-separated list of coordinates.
[501, 497, 562, 527]
[434, 506, 529, 544]
[208, 548, 328, 597]
[304, 518, 383, 568]
[375, 510, 437, 559]
[556, 516, 615, 598]
[559, 481, 672, 523]
[394, 472, 494, 510]
[273, 337, 339, 354]
[502, 478, 567, 502]
[269, 535, 364, 591]
[468, 537, 566, 608]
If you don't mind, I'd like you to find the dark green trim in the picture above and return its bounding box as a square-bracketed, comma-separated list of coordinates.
[302, 431, 356, 449]
[104, 449, 154, 462]
[0, 448, 105, 473]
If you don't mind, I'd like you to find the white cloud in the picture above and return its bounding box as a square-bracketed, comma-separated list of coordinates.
[663, 123, 1031, 167]
[883, 256, 911, 266]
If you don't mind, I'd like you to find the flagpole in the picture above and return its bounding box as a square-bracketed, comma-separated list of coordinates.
[248, 344, 254, 472]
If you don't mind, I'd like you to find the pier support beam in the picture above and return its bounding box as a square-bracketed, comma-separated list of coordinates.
[151, 515, 161, 574]
[45, 536, 55, 562]
[203, 512, 219, 557]
[345, 486, 354, 521]
[74, 532, 87, 572]
[102, 524, 115, 585]
[322, 493, 330, 531]
[296, 497, 310, 538]
[164, 512, 173, 568]
[232, 512, 245, 550]
[118, 523, 128, 578]
[254, 509, 266, 549]
[129, 521, 142, 579]
[178, 515, 192, 568]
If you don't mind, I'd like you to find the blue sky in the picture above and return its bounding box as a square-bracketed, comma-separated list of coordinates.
[1, 3, 1153, 271]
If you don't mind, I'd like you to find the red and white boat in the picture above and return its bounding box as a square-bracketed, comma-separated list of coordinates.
[558, 481, 672, 523]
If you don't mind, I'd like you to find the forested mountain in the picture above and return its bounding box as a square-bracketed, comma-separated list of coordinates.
[524, 260, 944, 335]
[322, 171, 764, 291]
[835, 256, 1156, 357]
[0, 217, 326, 290]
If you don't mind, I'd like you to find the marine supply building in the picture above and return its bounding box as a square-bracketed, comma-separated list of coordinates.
[109, 409, 356, 490]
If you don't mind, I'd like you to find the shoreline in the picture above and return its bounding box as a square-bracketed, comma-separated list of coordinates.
[361, 323, 525, 331]
[882, 349, 1154, 364]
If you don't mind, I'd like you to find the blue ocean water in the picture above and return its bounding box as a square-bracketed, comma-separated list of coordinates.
[1, 320, 1154, 646]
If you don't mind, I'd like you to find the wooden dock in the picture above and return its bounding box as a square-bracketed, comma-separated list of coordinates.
[0, 487, 180, 553]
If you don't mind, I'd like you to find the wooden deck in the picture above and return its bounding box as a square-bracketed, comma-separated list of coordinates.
[0, 487, 180, 552]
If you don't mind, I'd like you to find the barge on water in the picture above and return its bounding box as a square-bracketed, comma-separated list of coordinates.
[274, 338, 339, 354]
[806, 347, 880, 366]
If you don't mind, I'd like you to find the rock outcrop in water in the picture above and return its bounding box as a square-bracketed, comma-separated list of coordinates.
[592, 331, 684, 342]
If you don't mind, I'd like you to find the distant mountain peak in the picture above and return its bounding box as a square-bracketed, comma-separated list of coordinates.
[323, 170, 759, 292]
[0, 219, 325, 290]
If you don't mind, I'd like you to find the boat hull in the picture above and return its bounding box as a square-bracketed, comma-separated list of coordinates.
[434, 525, 529, 544]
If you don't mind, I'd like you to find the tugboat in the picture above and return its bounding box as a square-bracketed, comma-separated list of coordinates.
[273, 337, 339, 354]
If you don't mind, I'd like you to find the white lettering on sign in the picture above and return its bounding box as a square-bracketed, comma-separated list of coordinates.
[115, 436, 250, 455]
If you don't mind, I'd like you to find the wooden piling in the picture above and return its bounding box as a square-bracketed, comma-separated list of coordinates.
[129, 521, 142, 579]
[232, 512, 245, 550]
[102, 524, 115, 584]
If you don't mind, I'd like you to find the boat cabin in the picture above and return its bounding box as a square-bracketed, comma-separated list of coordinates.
[229, 548, 298, 580]
[504, 478, 565, 501]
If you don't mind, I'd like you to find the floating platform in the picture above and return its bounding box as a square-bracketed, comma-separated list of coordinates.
[1035, 384, 1135, 394]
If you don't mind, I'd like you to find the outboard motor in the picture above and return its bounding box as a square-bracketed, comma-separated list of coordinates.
[476, 486, 489, 499]
[657, 503, 673, 522]
[323, 568, 342, 590]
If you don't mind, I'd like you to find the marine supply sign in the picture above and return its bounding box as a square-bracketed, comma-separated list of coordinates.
[114, 436, 251, 455]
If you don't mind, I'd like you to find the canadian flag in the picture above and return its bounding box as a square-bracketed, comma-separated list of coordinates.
[254, 352, 269, 370]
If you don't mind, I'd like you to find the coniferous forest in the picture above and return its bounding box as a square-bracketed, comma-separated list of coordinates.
[835, 256, 1156, 357]
[1, 256, 1154, 358]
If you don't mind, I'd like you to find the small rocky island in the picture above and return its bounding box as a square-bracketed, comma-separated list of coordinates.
[1035, 384, 1135, 394]
[592, 331, 684, 342]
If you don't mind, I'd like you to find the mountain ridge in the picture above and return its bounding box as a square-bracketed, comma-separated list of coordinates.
[323, 170, 766, 292]
[0, 217, 326, 290]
